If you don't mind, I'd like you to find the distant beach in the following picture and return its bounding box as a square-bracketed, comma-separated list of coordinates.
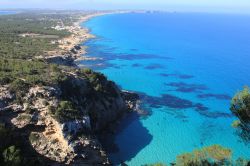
[50, 11, 129, 63]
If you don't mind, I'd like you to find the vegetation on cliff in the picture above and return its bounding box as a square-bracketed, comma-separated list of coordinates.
[144, 145, 250, 166]
[0, 59, 66, 87]
[50, 100, 83, 122]
[175, 145, 250, 166]
[142, 163, 166, 166]
[231, 86, 250, 123]
[0, 11, 72, 165]
[175, 145, 232, 165]
[0, 10, 139, 165]
[0, 123, 47, 166]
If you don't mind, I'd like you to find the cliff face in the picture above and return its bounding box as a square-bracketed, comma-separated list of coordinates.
[59, 72, 127, 131]
[0, 68, 138, 165]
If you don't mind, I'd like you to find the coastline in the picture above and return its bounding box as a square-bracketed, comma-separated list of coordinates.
[0, 10, 143, 165]
[1, 10, 250, 166]
[43, 11, 146, 165]
[59, 12, 104, 58]
[64, 11, 147, 115]
[47, 11, 128, 65]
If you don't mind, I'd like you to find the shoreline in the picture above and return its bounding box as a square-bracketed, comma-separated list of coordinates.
[74, 11, 130, 56]
[46, 11, 129, 65]
[59, 12, 106, 58]
[0, 10, 144, 165]
[64, 11, 148, 116]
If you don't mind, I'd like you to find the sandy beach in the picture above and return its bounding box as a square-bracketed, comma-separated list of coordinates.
[43, 11, 132, 67]
[58, 11, 132, 60]
[57, 13, 102, 54]
[45, 12, 121, 63]
[41, 12, 104, 63]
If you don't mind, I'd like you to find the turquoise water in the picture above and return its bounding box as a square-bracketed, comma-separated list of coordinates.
[81, 13, 250, 165]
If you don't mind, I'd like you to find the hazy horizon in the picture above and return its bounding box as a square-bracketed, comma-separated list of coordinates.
[1, 0, 250, 14]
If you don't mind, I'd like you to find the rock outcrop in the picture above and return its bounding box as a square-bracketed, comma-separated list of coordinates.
[0, 69, 140, 165]
[0, 86, 14, 110]
[44, 54, 77, 67]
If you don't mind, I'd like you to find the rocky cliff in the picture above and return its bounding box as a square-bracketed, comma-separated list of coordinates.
[0, 68, 139, 165]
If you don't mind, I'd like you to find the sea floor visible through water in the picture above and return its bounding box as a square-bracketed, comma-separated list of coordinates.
[79, 12, 250, 165]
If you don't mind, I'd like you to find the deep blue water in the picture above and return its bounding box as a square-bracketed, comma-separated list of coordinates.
[81, 13, 250, 165]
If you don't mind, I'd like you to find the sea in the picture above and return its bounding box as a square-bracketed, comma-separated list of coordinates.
[0, 11, 17, 15]
[80, 12, 250, 165]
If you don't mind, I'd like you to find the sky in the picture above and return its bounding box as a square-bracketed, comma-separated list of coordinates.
[1, 0, 250, 14]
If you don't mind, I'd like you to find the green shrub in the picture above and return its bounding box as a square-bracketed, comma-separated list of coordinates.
[142, 163, 166, 166]
[231, 86, 250, 123]
[0, 76, 12, 85]
[53, 101, 82, 122]
[29, 133, 39, 144]
[2, 146, 22, 166]
[231, 120, 241, 128]
[16, 114, 31, 122]
[175, 145, 232, 166]
[0, 123, 11, 152]
[0, 59, 69, 97]
[82, 68, 92, 74]
[9, 79, 30, 93]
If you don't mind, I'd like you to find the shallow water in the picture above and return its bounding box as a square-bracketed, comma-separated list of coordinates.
[81, 13, 250, 165]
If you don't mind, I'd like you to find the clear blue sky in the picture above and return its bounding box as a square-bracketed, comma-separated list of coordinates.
[1, 0, 250, 14]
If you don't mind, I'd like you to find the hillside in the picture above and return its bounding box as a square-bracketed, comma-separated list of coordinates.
[0, 10, 139, 165]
